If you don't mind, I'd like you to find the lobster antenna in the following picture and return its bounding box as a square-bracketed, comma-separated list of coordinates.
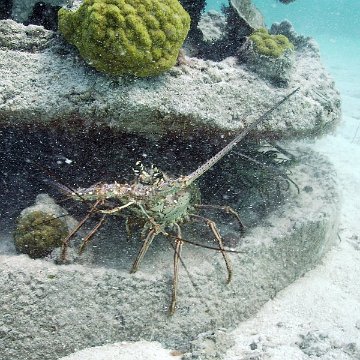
[185, 87, 300, 185]
[30, 160, 90, 204]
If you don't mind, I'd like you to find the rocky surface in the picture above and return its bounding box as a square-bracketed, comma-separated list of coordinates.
[0, 147, 340, 360]
[229, 0, 264, 31]
[0, 19, 340, 139]
[198, 10, 226, 43]
[237, 37, 295, 86]
[17, 194, 77, 231]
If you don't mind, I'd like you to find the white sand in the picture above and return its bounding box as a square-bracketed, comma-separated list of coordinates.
[224, 36, 360, 359]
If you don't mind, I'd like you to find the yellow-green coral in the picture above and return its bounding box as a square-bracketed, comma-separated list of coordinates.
[14, 211, 68, 259]
[249, 28, 294, 58]
[58, 0, 191, 76]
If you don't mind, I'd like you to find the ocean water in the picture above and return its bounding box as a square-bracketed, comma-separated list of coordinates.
[207, 0, 360, 37]
[206, 0, 360, 66]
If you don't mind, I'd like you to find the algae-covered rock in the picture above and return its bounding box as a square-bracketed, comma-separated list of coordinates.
[238, 27, 295, 86]
[14, 210, 68, 258]
[13, 194, 77, 259]
[249, 27, 294, 58]
[58, 0, 191, 77]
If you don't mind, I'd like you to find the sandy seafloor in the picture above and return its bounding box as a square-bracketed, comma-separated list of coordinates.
[222, 33, 360, 359]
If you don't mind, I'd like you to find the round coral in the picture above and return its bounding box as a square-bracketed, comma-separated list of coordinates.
[58, 0, 191, 76]
[249, 28, 294, 58]
[14, 211, 68, 259]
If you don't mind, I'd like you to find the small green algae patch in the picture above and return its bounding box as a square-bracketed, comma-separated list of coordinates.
[249, 28, 294, 58]
[14, 211, 68, 259]
[58, 0, 191, 76]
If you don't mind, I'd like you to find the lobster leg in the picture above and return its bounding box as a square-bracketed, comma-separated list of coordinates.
[99, 201, 135, 214]
[170, 223, 183, 315]
[78, 214, 107, 255]
[190, 214, 233, 283]
[60, 199, 102, 262]
[195, 204, 245, 232]
[130, 228, 156, 273]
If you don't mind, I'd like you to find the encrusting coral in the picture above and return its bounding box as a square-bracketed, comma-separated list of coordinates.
[14, 210, 69, 259]
[58, 0, 191, 76]
[249, 27, 294, 57]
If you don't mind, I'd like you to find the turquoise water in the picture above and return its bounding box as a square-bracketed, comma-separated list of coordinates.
[206, 0, 360, 38]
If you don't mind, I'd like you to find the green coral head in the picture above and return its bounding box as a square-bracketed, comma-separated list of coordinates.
[13, 211, 68, 259]
[58, 0, 191, 77]
[249, 28, 294, 58]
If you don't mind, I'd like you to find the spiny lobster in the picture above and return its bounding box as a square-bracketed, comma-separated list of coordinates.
[60, 88, 299, 314]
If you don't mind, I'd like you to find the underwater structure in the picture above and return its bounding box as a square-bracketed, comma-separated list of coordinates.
[0, 0, 341, 359]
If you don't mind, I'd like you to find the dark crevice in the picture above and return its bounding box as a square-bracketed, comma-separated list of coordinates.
[24, 2, 61, 31]
[0, 0, 12, 20]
